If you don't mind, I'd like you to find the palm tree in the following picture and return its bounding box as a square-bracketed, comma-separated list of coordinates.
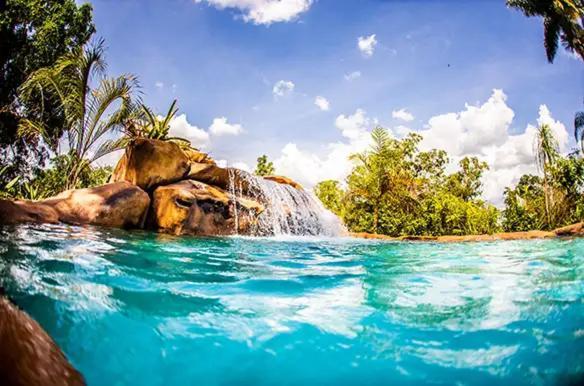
[122, 99, 191, 148]
[507, 0, 584, 62]
[534, 123, 559, 227]
[576, 107, 584, 153]
[18, 39, 137, 190]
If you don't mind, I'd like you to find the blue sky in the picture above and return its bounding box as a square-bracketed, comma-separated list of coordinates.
[89, 0, 583, 204]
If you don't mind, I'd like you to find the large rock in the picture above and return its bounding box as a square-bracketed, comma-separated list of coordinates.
[150, 180, 263, 236]
[111, 138, 190, 190]
[263, 175, 303, 190]
[554, 222, 584, 236]
[0, 182, 150, 229]
[0, 296, 85, 386]
[186, 163, 232, 190]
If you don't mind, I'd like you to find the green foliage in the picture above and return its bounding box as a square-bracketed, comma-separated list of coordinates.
[18, 40, 138, 189]
[255, 155, 275, 176]
[576, 108, 584, 153]
[502, 175, 545, 231]
[123, 99, 191, 148]
[0, 0, 94, 184]
[0, 165, 21, 198]
[314, 180, 345, 217]
[15, 154, 112, 200]
[317, 128, 500, 236]
[503, 143, 584, 231]
[506, 0, 584, 62]
[446, 157, 489, 202]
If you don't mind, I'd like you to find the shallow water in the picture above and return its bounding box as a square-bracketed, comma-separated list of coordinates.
[0, 224, 582, 386]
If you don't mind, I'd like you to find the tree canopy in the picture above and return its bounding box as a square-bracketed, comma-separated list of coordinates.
[255, 155, 275, 176]
[0, 0, 94, 182]
[316, 128, 499, 236]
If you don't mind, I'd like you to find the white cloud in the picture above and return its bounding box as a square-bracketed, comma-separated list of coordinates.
[417, 89, 569, 205]
[169, 114, 211, 148]
[358, 34, 377, 57]
[392, 108, 414, 122]
[195, 0, 313, 25]
[314, 96, 330, 111]
[169, 114, 245, 149]
[273, 89, 570, 206]
[232, 161, 251, 172]
[273, 80, 295, 97]
[275, 109, 374, 186]
[209, 117, 244, 136]
[155, 81, 164, 89]
[335, 108, 373, 141]
[344, 71, 361, 81]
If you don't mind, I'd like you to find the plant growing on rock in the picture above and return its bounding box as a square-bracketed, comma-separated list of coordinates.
[122, 99, 192, 149]
[18, 39, 138, 190]
[255, 155, 275, 176]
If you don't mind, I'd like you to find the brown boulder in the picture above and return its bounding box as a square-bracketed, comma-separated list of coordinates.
[0, 200, 60, 225]
[0, 182, 150, 229]
[554, 222, 584, 236]
[186, 163, 232, 190]
[182, 148, 216, 165]
[111, 138, 189, 190]
[0, 296, 85, 386]
[150, 180, 263, 236]
[264, 175, 303, 190]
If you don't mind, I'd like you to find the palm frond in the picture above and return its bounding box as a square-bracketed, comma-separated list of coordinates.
[90, 137, 130, 163]
[575, 110, 584, 152]
[544, 17, 561, 62]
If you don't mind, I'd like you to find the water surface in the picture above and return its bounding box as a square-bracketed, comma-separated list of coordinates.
[0, 224, 582, 385]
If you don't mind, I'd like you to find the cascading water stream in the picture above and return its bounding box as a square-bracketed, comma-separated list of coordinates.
[228, 169, 346, 237]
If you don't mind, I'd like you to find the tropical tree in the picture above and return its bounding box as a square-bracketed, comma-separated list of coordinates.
[18, 39, 137, 190]
[319, 128, 499, 236]
[506, 0, 584, 62]
[576, 107, 584, 153]
[0, 0, 95, 184]
[534, 123, 560, 226]
[314, 180, 345, 216]
[255, 155, 275, 176]
[446, 157, 489, 202]
[122, 99, 190, 148]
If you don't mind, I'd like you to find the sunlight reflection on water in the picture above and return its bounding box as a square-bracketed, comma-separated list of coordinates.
[0, 224, 582, 386]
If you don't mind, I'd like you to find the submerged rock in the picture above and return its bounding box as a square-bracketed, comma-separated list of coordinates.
[0, 296, 85, 386]
[0, 182, 150, 229]
[150, 179, 263, 236]
[111, 138, 190, 190]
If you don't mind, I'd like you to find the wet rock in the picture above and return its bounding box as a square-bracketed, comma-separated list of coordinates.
[182, 147, 216, 165]
[111, 138, 190, 190]
[0, 182, 150, 229]
[554, 222, 583, 236]
[263, 175, 303, 190]
[0, 295, 85, 386]
[150, 180, 263, 236]
[0, 200, 60, 225]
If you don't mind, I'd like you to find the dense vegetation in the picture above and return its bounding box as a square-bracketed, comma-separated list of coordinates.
[315, 128, 500, 236]
[0, 0, 195, 200]
[315, 124, 584, 235]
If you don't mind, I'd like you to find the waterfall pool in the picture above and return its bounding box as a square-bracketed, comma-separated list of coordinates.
[0, 224, 582, 386]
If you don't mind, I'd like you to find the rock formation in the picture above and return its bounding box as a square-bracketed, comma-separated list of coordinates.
[150, 179, 263, 236]
[0, 295, 85, 386]
[0, 182, 150, 228]
[0, 138, 312, 236]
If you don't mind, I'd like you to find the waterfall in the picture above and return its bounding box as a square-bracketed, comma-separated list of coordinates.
[228, 170, 346, 237]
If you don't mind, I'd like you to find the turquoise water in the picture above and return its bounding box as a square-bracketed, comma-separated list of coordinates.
[0, 224, 583, 386]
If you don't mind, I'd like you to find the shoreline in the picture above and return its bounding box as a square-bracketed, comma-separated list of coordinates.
[350, 222, 583, 243]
